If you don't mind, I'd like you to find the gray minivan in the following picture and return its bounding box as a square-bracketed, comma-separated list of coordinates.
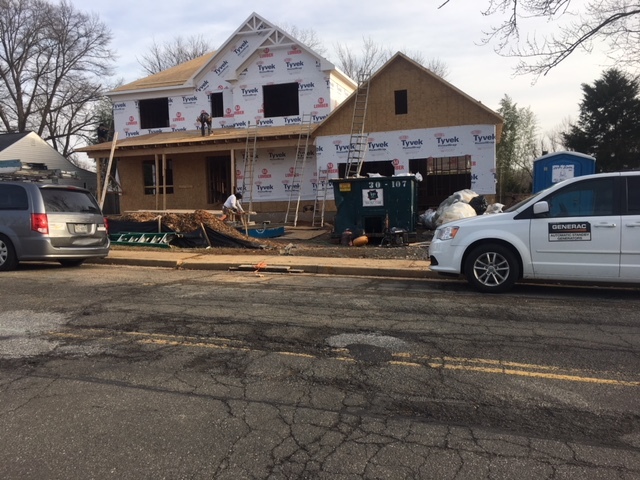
[0, 182, 110, 271]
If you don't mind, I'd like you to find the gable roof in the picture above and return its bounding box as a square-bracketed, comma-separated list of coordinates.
[0, 131, 97, 188]
[0, 132, 30, 152]
[109, 12, 351, 98]
[315, 52, 503, 139]
[208, 12, 339, 82]
[110, 52, 216, 94]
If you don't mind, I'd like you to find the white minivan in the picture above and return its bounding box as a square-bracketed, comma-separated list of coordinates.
[428, 172, 640, 292]
[0, 182, 110, 271]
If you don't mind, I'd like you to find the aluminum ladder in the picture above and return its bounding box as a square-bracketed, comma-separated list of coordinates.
[284, 113, 313, 226]
[110, 232, 175, 248]
[312, 166, 329, 227]
[241, 122, 258, 222]
[344, 70, 371, 178]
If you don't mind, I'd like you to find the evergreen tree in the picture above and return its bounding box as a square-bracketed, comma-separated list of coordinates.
[496, 95, 539, 199]
[563, 69, 640, 172]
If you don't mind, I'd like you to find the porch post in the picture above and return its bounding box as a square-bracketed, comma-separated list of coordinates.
[154, 154, 159, 211]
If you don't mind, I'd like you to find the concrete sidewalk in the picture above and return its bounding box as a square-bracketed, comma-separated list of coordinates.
[89, 249, 438, 279]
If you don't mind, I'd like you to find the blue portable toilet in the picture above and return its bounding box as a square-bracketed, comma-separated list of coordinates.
[532, 151, 596, 193]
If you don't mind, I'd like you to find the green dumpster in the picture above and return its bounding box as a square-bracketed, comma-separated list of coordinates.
[331, 176, 418, 239]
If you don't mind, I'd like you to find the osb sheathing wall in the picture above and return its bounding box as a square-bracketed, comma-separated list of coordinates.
[118, 153, 210, 212]
[315, 54, 503, 139]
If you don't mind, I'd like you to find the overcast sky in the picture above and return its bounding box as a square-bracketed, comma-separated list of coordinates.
[76, 0, 613, 138]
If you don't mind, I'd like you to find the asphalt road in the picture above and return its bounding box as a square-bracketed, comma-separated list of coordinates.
[1, 263, 639, 479]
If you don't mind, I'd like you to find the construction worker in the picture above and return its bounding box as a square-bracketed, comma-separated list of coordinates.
[221, 192, 244, 222]
[97, 123, 109, 143]
[196, 110, 212, 136]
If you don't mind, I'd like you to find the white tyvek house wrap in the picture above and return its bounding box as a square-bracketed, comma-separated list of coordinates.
[235, 146, 319, 202]
[315, 125, 498, 199]
[236, 125, 496, 203]
[112, 27, 345, 137]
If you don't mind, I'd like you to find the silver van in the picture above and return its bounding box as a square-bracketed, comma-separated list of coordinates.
[0, 182, 110, 271]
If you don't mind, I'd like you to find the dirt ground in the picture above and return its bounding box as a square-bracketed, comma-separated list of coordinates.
[111, 210, 433, 261]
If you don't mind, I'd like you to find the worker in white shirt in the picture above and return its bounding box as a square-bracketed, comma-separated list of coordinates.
[221, 193, 244, 222]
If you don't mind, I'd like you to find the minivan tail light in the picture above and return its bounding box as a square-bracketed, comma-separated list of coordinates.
[31, 213, 49, 234]
[103, 217, 109, 233]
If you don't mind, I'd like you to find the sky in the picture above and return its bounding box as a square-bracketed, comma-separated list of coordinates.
[75, 0, 614, 139]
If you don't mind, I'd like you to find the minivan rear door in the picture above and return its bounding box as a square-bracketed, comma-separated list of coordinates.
[40, 187, 107, 247]
[621, 175, 640, 280]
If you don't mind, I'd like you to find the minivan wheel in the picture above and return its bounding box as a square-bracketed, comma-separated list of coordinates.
[0, 234, 18, 271]
[464, 244, 519, 293]
[58, 259, 85, 267]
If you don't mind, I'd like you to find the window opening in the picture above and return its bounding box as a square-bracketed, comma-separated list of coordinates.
[410, 156, 472, 210]
[263, 83, 299, 118]
[395, 90, 408, 115]
[211, 92, 224, 118]
[139, 98, 170, 129]
[338, 160, 394, 179]
[143, 159, 174, 195]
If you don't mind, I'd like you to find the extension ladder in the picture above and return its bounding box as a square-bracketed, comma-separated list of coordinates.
[284, 113, 313, 226]
[312, 166, 329, 227]
[110, 232, 175, 248]
[344, 70, 371, 178]
[241, 122, 258, 222]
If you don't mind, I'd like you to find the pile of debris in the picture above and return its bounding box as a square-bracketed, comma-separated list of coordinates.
[109, 210, 282, 250]
[419, 189, 504, 230]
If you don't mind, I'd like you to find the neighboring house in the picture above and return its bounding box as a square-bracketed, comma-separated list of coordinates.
[0, 132, 97, 192]
[78, 12, 502, 220]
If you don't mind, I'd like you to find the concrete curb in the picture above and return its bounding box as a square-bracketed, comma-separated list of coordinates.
[89, 251, 440, 280]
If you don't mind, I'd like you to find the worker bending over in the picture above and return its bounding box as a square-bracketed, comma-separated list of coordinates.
[221, 193, 244, 222]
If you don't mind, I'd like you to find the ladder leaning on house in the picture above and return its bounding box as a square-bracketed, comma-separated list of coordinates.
[241, 122, 258, 222]
[311, 165, 329, 227]
[284, 113, 313, 226]
[343, 70, 371, 178]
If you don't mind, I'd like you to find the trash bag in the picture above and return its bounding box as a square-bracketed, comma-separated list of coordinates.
[485, 203, 505, 214]
[469, 195, 488, 215]
[453, 189, 477, 204]
[418, 209, 438, 230]
[436, 202, 477, 226]
[436, 189, 478, 217]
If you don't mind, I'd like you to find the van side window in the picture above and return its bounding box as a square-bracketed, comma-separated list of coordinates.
[40, 189, 101, 213]
[627, 177, 640, 214]
[544, 177, 615, 217]
[0, 185, 28, 210]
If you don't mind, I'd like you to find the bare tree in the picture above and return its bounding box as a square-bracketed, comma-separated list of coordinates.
[333, 37, 449, 80]
[438, 0, 640, 79]
[137, 35, 213, 75]
[334, 37, 391, 79]
[0, 0, 115, 157]
[424, 57, 450, 79]
[278, 23, 327, 56]
[541, 116, 572, 153]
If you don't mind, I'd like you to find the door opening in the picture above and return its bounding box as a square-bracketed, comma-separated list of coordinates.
[207, 155, 231, 205]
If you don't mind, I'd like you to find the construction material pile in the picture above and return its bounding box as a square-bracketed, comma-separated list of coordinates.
[110, 210, 281, 249]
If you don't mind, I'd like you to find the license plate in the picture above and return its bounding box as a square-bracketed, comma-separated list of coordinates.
[74, 224, 89, 234]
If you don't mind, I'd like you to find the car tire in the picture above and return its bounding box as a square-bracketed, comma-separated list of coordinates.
[58, 259, 85, 267]
[464, 244, 519, 293]
[0, 234, 18, 272]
